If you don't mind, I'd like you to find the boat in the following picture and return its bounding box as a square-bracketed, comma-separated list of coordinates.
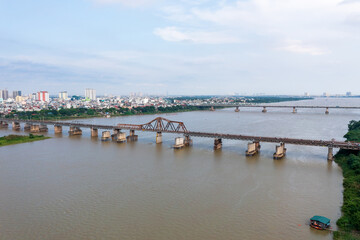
[310, 216, 330, 230]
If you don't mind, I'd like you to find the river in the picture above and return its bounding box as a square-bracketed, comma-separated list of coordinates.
[1, 98, 359, 240]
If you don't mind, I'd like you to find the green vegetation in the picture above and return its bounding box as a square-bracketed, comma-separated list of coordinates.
[0, 134, 50, 147]
[167, 96, 312, 103]
[2, 105, 216, 121]
[333, 120, 360, 240]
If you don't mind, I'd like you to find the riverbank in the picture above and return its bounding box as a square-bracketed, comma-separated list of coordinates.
[333, 120, 360, 240]
[0, 134, 50, 147]
[2, 105, 218, 121]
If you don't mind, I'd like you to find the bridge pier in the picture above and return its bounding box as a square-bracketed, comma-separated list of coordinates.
[262, 107, 267, 113]
[1, 121, 9, 128]
[325, 107, 329, 114]
[116, 132, 127, 143]
[156, 132, 162, 144]
[91, 128, 98, 137]
[39, 124, 48, 132]
[273, 143, 286, 159]
[292, 107, 297, 113]
[69, 126, 82, 136]
[210, 106, 215, 111]
[101, 131, 111, 141]
[173, 137, 185, 149]
[126, 129, 138, 142]
[327, 147, 334, 161]
[111, 129, 119, 141]
[24, 123, 31, 131]
[246, 141, 260, 156]
[54, 125, 63, 134]
[12, 122, 21, 131]
[30, 124, 40, 133]
[235, 106, 240, 112]
[214, 138, 222, 150]
[184, 135, 192, 147]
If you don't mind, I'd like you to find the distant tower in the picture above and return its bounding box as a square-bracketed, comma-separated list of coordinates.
[12, 90, 21, 98]
[59, 91, 68, 100]
[346, 92, 352, 97]
[1, 89, 9, 100]
[37, 91, 50, 102]
[85, 88, 96, 100]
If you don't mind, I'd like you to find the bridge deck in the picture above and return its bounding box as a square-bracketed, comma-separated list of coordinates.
[200, 104, 360, 109]
[1, 118, 360, 150]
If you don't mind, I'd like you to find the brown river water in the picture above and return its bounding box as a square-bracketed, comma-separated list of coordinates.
[1, 98, 360, 240]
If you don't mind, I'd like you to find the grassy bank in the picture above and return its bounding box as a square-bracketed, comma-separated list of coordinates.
[333, 120, 360, 240]
[0, 134, 50, 147]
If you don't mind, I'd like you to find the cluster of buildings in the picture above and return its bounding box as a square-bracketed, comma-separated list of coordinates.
[0, 88, 173, 115]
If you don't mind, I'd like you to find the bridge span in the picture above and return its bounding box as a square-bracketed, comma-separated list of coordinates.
[199, 104, 360, 114]
[1, 117, 359, 161]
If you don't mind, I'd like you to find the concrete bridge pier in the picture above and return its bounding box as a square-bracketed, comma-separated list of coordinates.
[12, 122, 21, 131]
[173, 137, 185, 149]
[39, 124, 48, 132]
[273, 143, 286, 159]
[184, 135, 192, 147]
[111, 129, 119, 141]
[54, 125, 63, 134]
[1, 121, 9, 128]
[156, 132, 162, 144]
[214, 138, 222, 150]
[292, 107, 297, 113]
[91, 128, 98, 137]
[69, 126, 82, 136]
[325, 107, 329, 114]
[30, 124, 40, 133]
[24, 123, 31, 131]
[246, 141, 261, 156]
[126, 129, 138, 142]
[327, 147, 334, 161]
[235, 106, 240, 112]
[101, 131, 111, 141]
[262, 107, 267, 113]
[116, 132, 127, 143]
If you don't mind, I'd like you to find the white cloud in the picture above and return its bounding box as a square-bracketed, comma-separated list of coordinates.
[279, 40, 329, 56]
[153, 26, 240, 44]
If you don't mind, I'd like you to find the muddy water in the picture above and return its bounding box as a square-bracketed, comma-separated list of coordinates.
[1, 98, 359, 240]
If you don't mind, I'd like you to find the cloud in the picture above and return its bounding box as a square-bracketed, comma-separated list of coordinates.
[153, 26, 240, 44]
[279, 40, 329, 56]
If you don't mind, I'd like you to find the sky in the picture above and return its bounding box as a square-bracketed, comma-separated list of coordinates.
[0, 0, 359, 96]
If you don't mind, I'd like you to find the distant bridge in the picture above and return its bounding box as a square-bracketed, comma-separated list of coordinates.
[197, 104, 360, 113]
[1, 117, 359, 160]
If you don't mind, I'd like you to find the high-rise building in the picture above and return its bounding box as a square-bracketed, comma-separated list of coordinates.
[346, 92, 352, 97]
[13, 90, 21, 98]
[85, 88, 96, 100]
[59, 91, 68, 100]
[37, 91, 50, 102]
[0, 89, 9, 100]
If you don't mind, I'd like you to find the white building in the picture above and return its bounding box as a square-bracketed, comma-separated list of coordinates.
[59, 91, 68, 100]
[37, 91, 50, 102]
[85, 88, 96, 100]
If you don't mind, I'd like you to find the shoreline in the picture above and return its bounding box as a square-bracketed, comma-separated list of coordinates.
[0, 134, 50, 147]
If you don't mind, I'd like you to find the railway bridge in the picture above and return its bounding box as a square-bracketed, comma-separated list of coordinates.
[1, 117, 359, 161]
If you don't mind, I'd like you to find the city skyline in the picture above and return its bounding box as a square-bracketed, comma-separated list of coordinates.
[0, 0, 359, 95]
